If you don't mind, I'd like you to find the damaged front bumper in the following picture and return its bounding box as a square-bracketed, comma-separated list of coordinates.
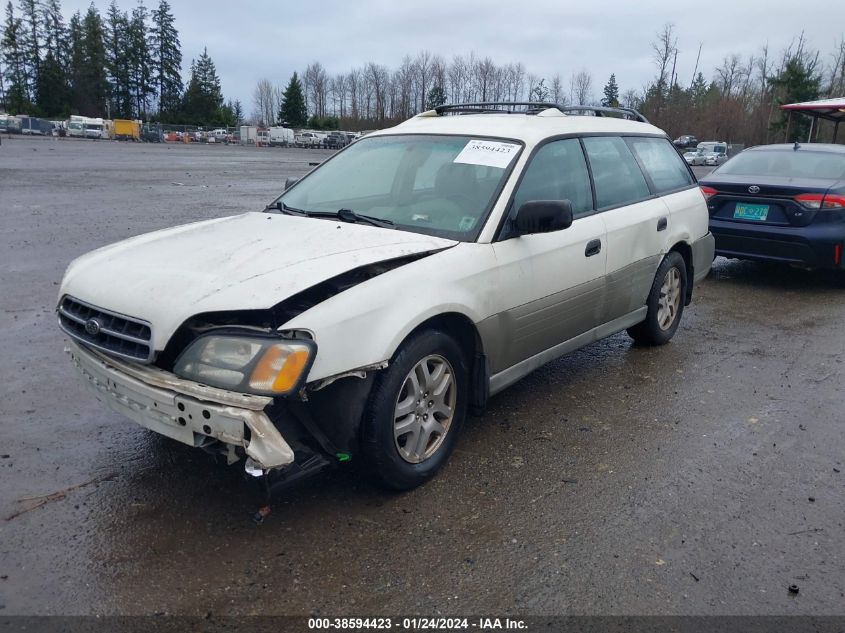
[65, 340, 295, 470]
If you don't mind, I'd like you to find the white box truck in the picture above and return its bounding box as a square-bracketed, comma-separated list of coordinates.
[269, 126, 295, 147]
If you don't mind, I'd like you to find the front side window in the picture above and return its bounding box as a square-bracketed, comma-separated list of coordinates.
[278, 135, 522, 240]
[511, 138, 593, 217]
[583, 136, 651, 209]
[627, 137, 694, 193]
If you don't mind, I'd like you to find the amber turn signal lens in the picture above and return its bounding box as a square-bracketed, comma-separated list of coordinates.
[249, 345, 310, 394]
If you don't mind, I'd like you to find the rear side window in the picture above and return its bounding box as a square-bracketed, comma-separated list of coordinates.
[583, 136, 651, 209]
[512, 138, 593, 217]
[627, 137, 694, 193]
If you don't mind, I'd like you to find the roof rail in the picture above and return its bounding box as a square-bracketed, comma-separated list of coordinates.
[432, 101, 650, 124]
[433, 102, 558, 115]
[555, 105, 650, 124]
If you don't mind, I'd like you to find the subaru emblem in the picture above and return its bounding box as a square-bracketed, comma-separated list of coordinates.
[748, 185, 760, 194]
[84, 318, 102, 336]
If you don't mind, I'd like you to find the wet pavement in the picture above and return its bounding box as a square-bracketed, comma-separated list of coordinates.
[0, 138, 842, 616]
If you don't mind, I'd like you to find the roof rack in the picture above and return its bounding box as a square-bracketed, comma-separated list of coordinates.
[555, 105, 650, 124]
[433, 102, 556, 115]
[431, 101, 650, 124]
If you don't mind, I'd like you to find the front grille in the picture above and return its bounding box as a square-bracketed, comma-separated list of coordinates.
[58, 295, 154, 363]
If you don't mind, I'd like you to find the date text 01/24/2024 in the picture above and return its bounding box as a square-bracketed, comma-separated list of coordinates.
[307, 617, 528, 630]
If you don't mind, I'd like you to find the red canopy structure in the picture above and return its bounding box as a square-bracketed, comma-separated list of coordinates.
[779, 97, 845, 143]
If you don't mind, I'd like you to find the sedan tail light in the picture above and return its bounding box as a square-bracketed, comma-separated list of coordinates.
[700, 186, 717, 200]
[794, 193, 845, 209]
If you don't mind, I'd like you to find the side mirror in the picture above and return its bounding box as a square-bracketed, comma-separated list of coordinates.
[512, 200, 573, 236]
[284, 176, 300, 191]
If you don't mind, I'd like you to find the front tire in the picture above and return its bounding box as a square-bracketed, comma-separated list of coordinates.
[627, 251, 688, 346]
[361, 329, 469, 490]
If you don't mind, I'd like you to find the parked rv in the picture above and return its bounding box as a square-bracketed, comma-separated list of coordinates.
[1, 114, 22, 134]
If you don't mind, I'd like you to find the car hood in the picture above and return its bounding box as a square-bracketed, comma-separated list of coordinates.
[60, 212, 457, 351]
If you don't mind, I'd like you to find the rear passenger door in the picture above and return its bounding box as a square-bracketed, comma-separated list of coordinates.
[489, 138, 606, 372]
[582, 136, 670, 324]
[626, 136, 701, 255]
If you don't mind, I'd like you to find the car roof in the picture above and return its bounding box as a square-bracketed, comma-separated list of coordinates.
[369, 108, 667, 146]
[745, 143, 845, 154]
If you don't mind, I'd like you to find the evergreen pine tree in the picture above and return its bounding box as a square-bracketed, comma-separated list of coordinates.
[2, 1, 31, 113]
[231, 98, 243, 125]
[17, 0, 41, 101]
[35, 48, 66, 115]
[278, 71, 306, 127]
[689, 72, 708, 107]
[42, 0, 68, 67]
[105, 0, 131, 118]
[425, 84, 446, 109]
[770, 56, 821, 141]
[601, 73, 620, 107]
[67, 9, 84, 112]
[182, 48, 223, 124]
[150, 0, 181, 120]
[127, 1, 153, 117]
[70, 5, 107, 116]
[38, 0, 70, 116]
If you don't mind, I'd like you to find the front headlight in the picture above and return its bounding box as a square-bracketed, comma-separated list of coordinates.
[174, 334, 315, 395]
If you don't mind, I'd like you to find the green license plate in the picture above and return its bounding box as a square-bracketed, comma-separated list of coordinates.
[734, 203, 769, 221]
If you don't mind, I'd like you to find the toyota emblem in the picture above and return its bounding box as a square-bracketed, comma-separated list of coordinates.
[748, 185, 760, 194]
[84, 318, 102, 336]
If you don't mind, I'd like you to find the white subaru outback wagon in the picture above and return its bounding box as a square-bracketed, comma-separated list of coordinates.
[58, 103, 714, 490]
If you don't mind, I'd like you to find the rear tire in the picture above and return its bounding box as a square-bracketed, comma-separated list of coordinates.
[627, 251, 688, 346]
[361, 329, 469, 490]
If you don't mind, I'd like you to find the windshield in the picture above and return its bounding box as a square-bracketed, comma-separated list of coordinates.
[716, 149, 845, 180]
[276, 134, 521, 240]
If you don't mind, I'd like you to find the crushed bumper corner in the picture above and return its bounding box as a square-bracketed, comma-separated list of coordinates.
[65, 340, 295, 470]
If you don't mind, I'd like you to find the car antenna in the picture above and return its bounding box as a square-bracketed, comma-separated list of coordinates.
[793, 141, 800, 151]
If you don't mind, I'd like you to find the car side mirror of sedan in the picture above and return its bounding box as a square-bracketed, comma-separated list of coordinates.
[284, 177, 300, 191]
[512, 200, 574, 236]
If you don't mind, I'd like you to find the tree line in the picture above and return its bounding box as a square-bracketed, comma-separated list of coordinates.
[258, 27, 844, 143]
[0, 0, 242, 126]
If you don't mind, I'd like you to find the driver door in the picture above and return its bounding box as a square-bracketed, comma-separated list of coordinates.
[488, 138, 606, 373]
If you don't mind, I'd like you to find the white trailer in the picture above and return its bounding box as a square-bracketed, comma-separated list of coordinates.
[239, 125, 258, 145]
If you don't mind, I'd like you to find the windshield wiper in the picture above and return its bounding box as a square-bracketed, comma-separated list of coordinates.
[265, 203, 393, 228]
[327, 208, 394, 228]
[265, 201, 308, 216]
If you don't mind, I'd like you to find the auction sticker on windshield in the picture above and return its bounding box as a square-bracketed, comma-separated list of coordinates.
[454, 139, 520, 169]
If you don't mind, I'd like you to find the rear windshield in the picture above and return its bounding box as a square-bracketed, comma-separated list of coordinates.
[716, 149, 845, 180]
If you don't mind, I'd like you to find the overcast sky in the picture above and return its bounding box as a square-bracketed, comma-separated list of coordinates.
[62, 0, 843, 108]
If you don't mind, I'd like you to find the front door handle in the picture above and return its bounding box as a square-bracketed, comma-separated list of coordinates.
[657, 217, 668, 231]
[585, 239, 602, 257]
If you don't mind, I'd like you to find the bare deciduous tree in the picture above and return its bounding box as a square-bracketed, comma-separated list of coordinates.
[251, 78, 275, 126]
[570, 69, 593, 105]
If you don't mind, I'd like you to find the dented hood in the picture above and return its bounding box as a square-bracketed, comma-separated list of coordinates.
[60, 212, 456, 350]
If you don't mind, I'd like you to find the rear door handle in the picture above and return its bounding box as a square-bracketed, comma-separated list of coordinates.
[657, 217, 668, 232]
[585, 239, 602, 257]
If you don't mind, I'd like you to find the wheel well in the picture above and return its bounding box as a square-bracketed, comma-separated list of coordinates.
[404, 312, 488, 412]
[669, 241, 694, 304]
[406, 312, 483, 359]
